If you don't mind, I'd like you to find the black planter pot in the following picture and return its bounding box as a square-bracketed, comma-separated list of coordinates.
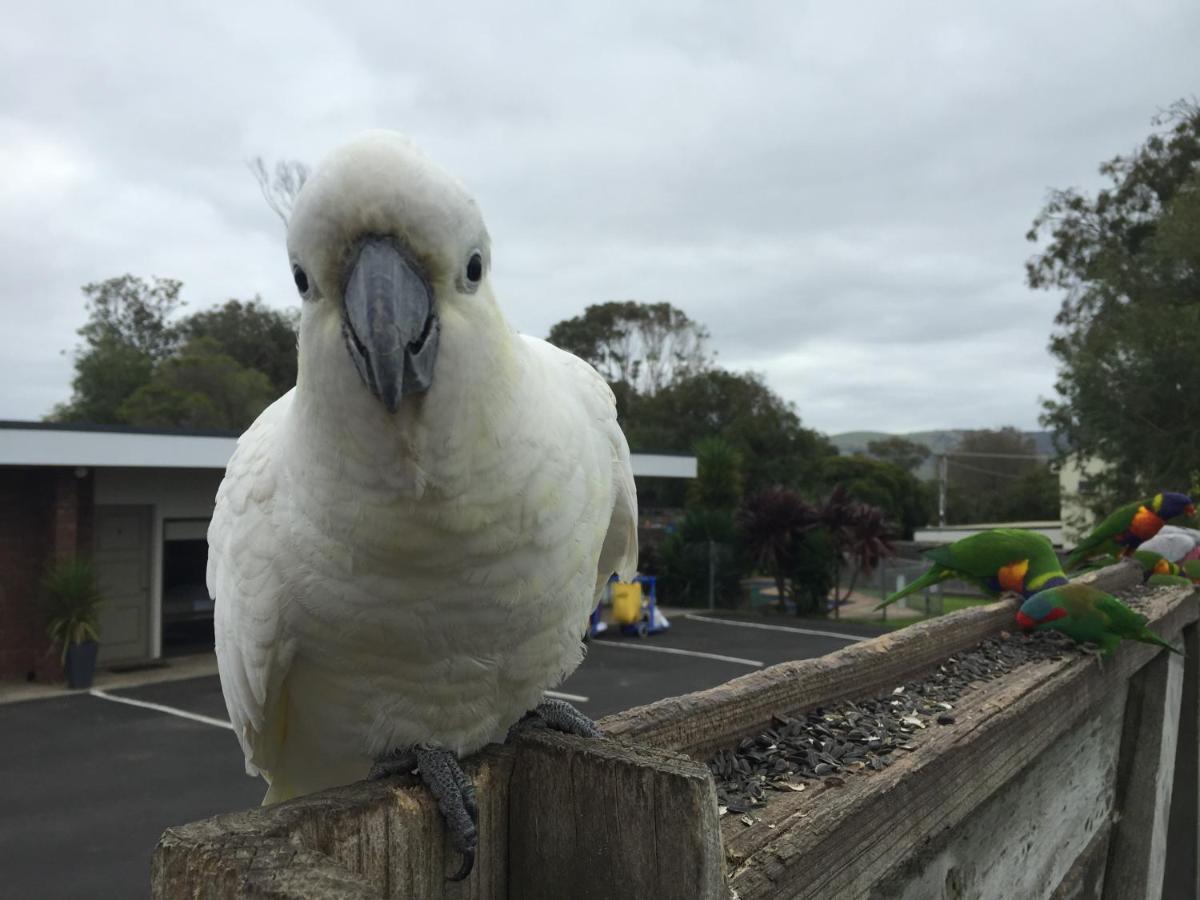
[65, 640, 99, 690]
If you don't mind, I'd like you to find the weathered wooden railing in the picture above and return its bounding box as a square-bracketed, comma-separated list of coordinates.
[152, 563, 1199, 899]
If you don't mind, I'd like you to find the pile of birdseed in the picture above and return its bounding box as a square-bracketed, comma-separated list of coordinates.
[710, 628, 1083, 816]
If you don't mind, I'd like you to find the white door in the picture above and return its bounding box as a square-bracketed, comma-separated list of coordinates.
[93, 505, 152, 663]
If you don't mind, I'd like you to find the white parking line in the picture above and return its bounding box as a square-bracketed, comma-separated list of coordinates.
[543, 690, 590, 703]
[590, 640, 762, 668]
[684, 614, 867, 643]
[90, 688, 235, 730]
[90, 686, 590, 726]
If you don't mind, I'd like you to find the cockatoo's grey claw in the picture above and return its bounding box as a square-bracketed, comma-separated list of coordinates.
[368, 745, 478, 880]
[415, 745, 478, 881]
[367, 748, 418, 781]
[512, 697, 602, 739]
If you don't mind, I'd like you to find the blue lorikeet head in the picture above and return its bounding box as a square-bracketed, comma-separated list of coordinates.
[1016, 590, 1067, 632]
[1153, 492, 1196, 520]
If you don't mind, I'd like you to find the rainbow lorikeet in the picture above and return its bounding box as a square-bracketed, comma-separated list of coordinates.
[1132, 549, 1182, 578]
[1016, 583, 1181, 656]
[876, 529, 1067, 610]
[1183, 559, 1200, 583]
[1064, 492, 1196, 572]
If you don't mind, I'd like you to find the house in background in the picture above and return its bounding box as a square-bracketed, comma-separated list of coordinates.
[0, 421, 695, 682]
[1057, 455, 1110, 546]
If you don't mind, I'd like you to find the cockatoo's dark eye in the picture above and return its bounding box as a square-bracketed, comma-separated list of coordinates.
[293, 265, 309, 295]
[466, 252, 483, 284]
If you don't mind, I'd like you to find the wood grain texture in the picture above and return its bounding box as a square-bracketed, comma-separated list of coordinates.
[507, 729, 726, 900]
[1103, 647, 1185, 900]
[1163, 623, 1200, 900]
[152, 748, 513, 900]
[873, 688, 1124, 900]
[602, 562, 1143, 760]
[721, 584, 1195, 900]
[1049, 825, 1111, 900]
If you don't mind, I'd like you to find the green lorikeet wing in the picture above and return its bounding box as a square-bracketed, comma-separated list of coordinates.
[1064, 500, 1145, 571]
[1092, 592, 1181, 654]
[1183, 559, 1200, 582]
[1148, 573, 1193, 588]
[876, 529, 1065, 610]
[1133, 549, 1181, 577]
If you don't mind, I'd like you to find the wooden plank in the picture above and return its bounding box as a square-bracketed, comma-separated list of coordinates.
[507, 730, 726, 900]
[719, 585, 1195, 900]
[1050, 824, 1112, 900]
[603, 562, 1143, 759]
[1163, 623, 1200, 900]
[1104, 643, 1186, 900]
[874, 687, 1124, 899]
[152, 749, 513, 900]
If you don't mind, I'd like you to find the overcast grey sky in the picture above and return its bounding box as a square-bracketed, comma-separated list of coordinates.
[2, 1, 1197, 435]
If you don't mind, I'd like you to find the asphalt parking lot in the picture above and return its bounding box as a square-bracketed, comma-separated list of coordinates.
[0, 612, 875, 899]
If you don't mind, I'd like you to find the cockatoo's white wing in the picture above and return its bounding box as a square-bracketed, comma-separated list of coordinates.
[521, 335, 638, 597]
[209, 391, 295, 777]
[1140, 526, 1198, 563]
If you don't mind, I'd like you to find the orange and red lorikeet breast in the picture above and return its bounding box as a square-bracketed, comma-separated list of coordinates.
[1123, 505, 1165, 543]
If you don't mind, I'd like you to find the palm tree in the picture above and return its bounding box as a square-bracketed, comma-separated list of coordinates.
[839, 503, 895, 603]
[738, 487, 816, 612]
[819, 486, 895, 613]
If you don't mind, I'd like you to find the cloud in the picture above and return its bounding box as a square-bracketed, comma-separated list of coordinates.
[2, 0, 1197, 435]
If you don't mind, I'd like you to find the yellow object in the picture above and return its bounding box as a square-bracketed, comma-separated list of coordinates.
[611, 582, 643, 625]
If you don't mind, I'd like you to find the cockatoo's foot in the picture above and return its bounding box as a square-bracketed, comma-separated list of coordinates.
[508, 697, 602, 740]
[368, 744, 478, 881]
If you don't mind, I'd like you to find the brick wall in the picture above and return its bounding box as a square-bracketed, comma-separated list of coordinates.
[0, 467, 95, 681]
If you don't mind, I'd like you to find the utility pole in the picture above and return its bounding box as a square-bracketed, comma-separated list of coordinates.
[707, 539, 716, 610]
[937, 453, 948, 527]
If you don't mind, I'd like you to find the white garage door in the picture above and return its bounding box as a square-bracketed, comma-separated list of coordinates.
[93, 505, 152, 663]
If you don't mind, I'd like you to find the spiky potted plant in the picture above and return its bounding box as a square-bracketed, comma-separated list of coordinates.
[41, 558, 104, 689]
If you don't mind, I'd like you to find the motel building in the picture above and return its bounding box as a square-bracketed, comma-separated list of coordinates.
[0, 420, 696, 682]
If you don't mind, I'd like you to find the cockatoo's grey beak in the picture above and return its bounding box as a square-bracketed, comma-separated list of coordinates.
[342, 237, 440, 411]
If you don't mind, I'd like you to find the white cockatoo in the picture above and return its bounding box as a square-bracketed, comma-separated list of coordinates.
[1138, 525, 1200, 564]
[208, 131, 637, 879]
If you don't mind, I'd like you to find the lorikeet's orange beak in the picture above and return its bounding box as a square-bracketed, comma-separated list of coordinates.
[1155, 558, 1172, 575]
[1016, 611, 1036, 631]
[1187, 504, 1197, 518]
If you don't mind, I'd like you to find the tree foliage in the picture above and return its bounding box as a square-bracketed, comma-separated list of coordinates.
[816, 486, 895, 606]
[658, 437, 748, 608]
[180, 298, 299, 396]
[944, 428, 1059, 524]
[1029, 99, 1200, 506]
[687, 438, 743, 512]
[51, 274, 299, 429]
[547, 301, 712, 396]
[738, 487, 817, 613]
[818, 455, 932, 539]
[51, 276, 183, 423]
[624, 369, 836, 496]
[118, 338, 277, 431]
[865, 436, 930, 474]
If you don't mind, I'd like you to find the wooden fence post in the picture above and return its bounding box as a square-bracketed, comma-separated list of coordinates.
[1103, 646, 1186, 900]
[1162, 623, 1199, 900]
[507, 730, 726, 900]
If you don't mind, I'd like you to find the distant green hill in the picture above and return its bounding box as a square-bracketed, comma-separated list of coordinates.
[829, 430, 1054, 480]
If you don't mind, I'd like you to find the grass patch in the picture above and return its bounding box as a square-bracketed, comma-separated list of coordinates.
[841, 594, 994, 631]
